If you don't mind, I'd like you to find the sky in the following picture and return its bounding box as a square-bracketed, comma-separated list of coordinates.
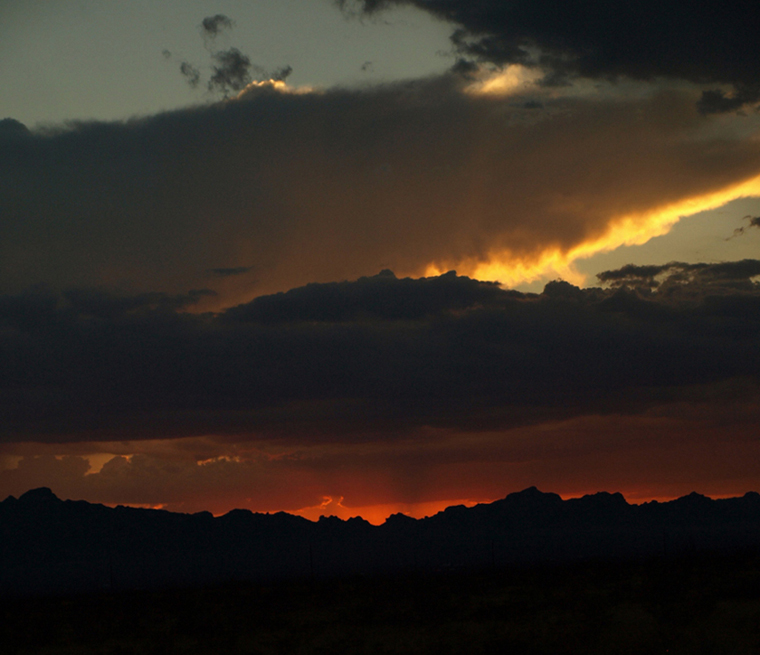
[2, 0, 760, 523]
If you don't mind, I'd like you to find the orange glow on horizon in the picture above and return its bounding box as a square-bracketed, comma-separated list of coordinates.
[291, 496, 490, 526]
[425, 173, 760, 288]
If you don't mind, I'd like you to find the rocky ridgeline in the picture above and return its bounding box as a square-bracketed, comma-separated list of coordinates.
[2, 487, 760, 595]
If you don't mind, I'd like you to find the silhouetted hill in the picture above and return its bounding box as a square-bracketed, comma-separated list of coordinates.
[3, 488, 760, 596]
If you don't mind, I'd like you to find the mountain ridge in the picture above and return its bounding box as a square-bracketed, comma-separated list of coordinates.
[3, 486, 760, 596]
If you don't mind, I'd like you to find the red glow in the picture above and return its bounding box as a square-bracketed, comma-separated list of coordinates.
[291, 497, 490, 525]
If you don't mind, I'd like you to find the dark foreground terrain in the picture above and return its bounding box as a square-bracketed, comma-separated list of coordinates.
[3, 550, 760, 654]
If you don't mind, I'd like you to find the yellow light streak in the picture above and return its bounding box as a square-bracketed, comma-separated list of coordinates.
[426, 172, 760, 287]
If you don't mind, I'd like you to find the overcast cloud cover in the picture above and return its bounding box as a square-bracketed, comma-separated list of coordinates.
[2, 1, 760, 516]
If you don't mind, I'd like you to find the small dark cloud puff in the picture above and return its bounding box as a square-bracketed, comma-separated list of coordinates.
[180, 61, 201, 88]
[2, 267, 760, 443]
[728, 215, 760, 239]
[201, 14, 234, 37]
[348, 0, 760, 112]
[208, 48, 254, 95]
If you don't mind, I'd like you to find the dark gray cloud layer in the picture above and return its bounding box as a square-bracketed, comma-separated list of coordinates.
[2, 267, 759, 443]
[346, 0, 760, 110]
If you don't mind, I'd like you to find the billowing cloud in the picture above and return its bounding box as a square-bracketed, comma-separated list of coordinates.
[2, 268, 759, 445]
[344, 0, 760, 111]
[3, 77, 760, 306]
[2, 263, 759, 515]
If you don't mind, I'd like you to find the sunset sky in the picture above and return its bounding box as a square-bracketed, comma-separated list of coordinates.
[2, 0, 760, 523]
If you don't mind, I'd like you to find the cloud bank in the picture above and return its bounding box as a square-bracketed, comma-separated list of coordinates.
[3, 77, 760, 307]
[2, 268, 759, 443]
[1, 266, 759, 513]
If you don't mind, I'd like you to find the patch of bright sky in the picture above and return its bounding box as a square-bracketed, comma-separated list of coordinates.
[0, 0, 453, 126]
[509, 196, 760, 293]
[575, 197, 760, 284]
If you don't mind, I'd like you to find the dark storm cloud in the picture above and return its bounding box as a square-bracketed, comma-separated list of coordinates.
[2, 268, 759, 443]
[344, 0, 760, 111]
[4, 78, 760, 304]
[201, 14, 234, 37]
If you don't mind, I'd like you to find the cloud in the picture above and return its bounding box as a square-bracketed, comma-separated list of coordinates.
[174, 16, 288, 98]
[201, 14, 234, 38]
[345, 0, 760, 111]
[180, 61, 201, 88]
[1, 268, 759, 445]
[208, 48, 256, 96]
[597, 259, 760, 292]
[3, 398, 760, 515]
[697, 85, 760, 115]
[0, 118, 30, 139]
[271, 65, 293, 82]
[728, 215, 760, 239]
[3, 78, 760, 305]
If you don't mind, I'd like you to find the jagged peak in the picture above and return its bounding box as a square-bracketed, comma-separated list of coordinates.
[384, 512, 416, 526]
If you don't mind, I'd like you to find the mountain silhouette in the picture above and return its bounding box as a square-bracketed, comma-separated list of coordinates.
[2, 488, 760, 596]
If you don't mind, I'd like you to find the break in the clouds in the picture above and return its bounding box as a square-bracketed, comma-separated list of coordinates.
[345, 0, 760, 112]
[3, 76, 760, 305]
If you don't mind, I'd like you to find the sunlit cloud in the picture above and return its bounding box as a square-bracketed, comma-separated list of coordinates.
[235, 78, 316, 98]
[427, 171, 760, 288]
[463, 64, 542, 96]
